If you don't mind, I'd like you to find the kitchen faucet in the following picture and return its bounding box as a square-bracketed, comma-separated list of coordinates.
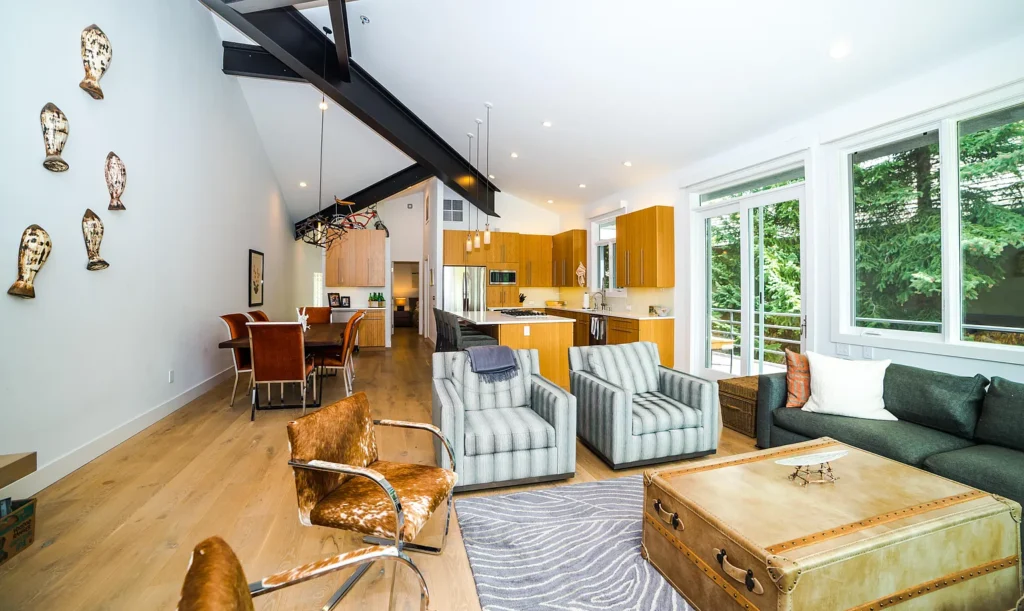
[591, 289, 609, 311]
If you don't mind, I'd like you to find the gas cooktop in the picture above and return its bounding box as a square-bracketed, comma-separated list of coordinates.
[497, 309, 548, 318]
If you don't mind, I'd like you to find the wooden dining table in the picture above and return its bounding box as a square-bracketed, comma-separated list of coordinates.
[218, 323, 348, 409]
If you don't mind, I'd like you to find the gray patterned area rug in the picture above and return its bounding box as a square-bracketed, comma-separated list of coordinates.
[455, 476, 691, 610]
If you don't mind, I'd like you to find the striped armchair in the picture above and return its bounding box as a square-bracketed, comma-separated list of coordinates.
[431, 349, 576, 491]
[569, 342, 718, 469]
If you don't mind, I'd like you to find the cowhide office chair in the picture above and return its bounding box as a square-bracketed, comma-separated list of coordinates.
[247, 310, 270, 322]
[299, 306, 333, 324]
[219, 313, 253, 406]
[286, 392, 457, 607]
[247, 322, 316, 421]
[177, 536, 428, 611]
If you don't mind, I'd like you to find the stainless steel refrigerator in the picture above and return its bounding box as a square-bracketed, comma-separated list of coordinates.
[442, 266, 486, 312]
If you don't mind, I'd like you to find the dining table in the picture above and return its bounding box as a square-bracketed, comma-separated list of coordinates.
[218, 322, 348, 410]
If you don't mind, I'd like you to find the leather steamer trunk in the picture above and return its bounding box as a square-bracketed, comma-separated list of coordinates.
[642, 438, 1023, 611]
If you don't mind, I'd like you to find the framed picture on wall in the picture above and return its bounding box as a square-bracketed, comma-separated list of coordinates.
[328, 292, 342, 308]
[340, 296, 350, 308]
[248, 249, 264, 307]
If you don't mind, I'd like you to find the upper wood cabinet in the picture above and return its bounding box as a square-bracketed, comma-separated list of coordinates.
[484, 231, 519, 265]
[325, 229, 387, 287]
[519, 234, 553, 287]
[553, 229, 587, 287]
[443, 230, 486, 266]
[616, 206, 674, 288]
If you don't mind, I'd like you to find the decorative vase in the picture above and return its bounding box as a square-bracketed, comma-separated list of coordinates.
[40, 103, 70, 172]
[80, 25, 112, 100]
[105, 152, 126, 210]
[7, 225, 52, 299]
[82, 209, 109, 270]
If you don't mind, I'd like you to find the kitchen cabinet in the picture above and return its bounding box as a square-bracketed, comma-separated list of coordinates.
[325, 229, 386, 287]
[484, 231, 519, 265]
[615, 206, 674, 288]
[552, 229, 587, 288]
[359, 309, 386, 347]
[443, 230, 486, 266]
[486, 284, 519, 308]
[519, 234, 553, 287]
[574, 313, 590, 347]
[605, 316, 675, 367]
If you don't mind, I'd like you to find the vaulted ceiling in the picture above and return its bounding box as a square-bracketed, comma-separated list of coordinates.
[212, 0, 1024, 220]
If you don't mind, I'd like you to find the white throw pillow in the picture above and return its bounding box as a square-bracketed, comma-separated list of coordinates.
[801, 352, 896, 421]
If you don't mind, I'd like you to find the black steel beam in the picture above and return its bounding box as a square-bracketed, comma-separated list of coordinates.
[293, 164, 433, 239]
[327, 0, 351, 82]
[222, 41, 304, 81]
[204, 2, 499, 215]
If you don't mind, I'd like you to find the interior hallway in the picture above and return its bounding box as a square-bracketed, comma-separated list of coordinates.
[0, 328, 754, 610]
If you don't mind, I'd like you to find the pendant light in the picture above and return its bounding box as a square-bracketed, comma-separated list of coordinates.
[474, 118, 483, 249]
[465, 132, 474, 253]
[483, 102, 493, 245]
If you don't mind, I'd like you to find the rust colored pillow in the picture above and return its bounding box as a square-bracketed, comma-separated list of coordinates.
[785, 349, 811, 408]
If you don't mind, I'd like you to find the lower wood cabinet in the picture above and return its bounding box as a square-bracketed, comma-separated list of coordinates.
[359, 309, 386, 347]
[487, 285, 519, 308]
[606, 317, 674, 367]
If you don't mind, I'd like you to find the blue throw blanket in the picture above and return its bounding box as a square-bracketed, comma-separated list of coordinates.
[465, 345, 518, 383]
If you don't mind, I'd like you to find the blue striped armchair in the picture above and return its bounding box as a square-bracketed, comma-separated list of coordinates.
[431, 349, 577, 491]
[569, 342, 718, 469]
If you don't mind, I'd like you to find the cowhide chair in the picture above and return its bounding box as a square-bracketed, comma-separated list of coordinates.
[219, 313, 253, 406]
[177, 536, 428, 611]
[286, 392, 457, 606]
[299, 306, 333, 324]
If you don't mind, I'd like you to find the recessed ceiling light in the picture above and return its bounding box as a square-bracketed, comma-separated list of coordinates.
[829, 39, 852, 60]
[623, 161, 632, 167]
[542, 121, 552, 128]
[488, 174, 495, 179]
[579, 183, 586, 189]
[299, 181, 307, 188]
[510, 152, 518, 158]
[547, 199, 554, 204]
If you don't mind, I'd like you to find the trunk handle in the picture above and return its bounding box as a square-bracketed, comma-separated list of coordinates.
[652, 499, 684, 531]
[715, 548, 765, 595]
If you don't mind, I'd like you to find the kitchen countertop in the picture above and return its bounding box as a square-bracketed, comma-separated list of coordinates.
[450, 310, 574, 326]
[538, 306, 674, 321]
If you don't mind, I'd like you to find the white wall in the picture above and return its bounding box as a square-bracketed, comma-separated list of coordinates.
[0, 1, 295, 497]
[575, 33, 1024, 382]
[443, 189, 561, 234]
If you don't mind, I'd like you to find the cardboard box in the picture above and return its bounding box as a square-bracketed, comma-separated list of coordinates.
[0, 498, 36, 567]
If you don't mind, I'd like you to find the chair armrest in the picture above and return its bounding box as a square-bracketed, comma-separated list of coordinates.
[288, 459, 404, 547]
[431, 378, 464, 472]
[530, 375, 577, 475]
[570, 370, 632, 464]
[251, 545, 428, 609]
[756, 372, 788, 449]
[658, 366, 718, 450]
[374, 419, 457, 472]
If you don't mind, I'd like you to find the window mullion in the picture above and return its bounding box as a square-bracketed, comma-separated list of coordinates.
[938, 119, 962, 345]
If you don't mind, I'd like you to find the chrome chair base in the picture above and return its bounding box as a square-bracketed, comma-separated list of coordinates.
[322, 561, 374, 611]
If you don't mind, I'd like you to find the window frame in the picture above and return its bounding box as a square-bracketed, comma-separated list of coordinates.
[590, 212, 626, 297]
[828, 87, 1024, 365]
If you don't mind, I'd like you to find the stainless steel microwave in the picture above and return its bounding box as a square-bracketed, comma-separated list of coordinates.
[489, 269, 517, 285]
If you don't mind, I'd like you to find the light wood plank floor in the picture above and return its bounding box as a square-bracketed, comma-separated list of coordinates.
[0, 328, 755, 610]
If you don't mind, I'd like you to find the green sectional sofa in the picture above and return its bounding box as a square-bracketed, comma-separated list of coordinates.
[757, 364, 1024, 546]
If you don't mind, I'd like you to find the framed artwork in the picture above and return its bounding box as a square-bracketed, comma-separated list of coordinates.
[328, 292, 342, 307]
[248, 249, 264, 307]
[340, 296, 351, 308]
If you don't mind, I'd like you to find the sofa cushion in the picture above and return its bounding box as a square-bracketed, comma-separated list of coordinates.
[923, 445, 1024, 505]
[632, 392, 702, 435]
[587, 343, 660, 394]
[772, 408, 974, 466]
[882, 363, 988, 438]
[464, 406, 556, 456]
[974, 377, 1024, 452]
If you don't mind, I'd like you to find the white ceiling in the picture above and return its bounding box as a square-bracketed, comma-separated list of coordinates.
[214, 1, 1024, 217]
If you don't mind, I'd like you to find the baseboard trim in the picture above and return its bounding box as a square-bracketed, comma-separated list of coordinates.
[0, 367, 233, 500]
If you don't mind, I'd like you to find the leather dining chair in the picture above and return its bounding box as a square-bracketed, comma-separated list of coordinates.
[219, 313, 253, 406]
[286, 392, 457, 608]
[177, 535, 428, 611]
[299, 306, 333, 324]
[322, 311, 365, 396]
[247, 310, 270, 322]
[247, 322, 316, 421]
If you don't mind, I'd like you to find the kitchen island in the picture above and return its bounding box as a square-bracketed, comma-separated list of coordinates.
[449, 310, 574, 388]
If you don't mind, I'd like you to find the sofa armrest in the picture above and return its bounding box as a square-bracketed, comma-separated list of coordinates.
[530, 376, 577, 475]
[570, 370, 632, 465]
[756, 372, 788, 449]
[431, 378, 464, 471]
[658, 366, 718, 451]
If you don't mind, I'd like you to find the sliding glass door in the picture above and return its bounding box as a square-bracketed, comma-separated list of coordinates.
[702, 184, 805, 377]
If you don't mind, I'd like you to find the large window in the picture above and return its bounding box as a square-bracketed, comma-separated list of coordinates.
[850, 131, 943, 333]
[840, 100, 1024, 353]
[595, 219, 621, 293]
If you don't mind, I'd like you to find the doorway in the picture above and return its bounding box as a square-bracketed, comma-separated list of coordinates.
[392, 261, 420, 334]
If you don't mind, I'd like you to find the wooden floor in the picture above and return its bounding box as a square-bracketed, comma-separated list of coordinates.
[0, 328, 756, 610]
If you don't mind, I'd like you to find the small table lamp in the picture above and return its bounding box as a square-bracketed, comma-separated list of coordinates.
[394, 297, 407, 311]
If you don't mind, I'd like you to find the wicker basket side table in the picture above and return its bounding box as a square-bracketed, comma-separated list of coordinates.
[718, 375, 759, 438]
